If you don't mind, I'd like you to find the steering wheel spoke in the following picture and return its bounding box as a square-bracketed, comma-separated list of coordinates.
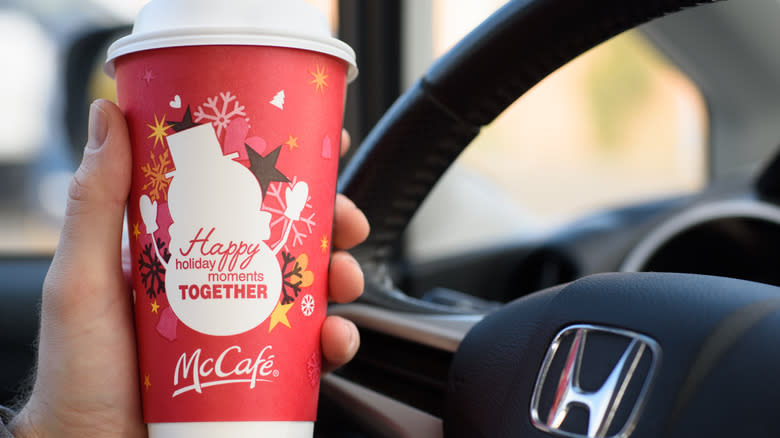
[324, 304, 482, 437]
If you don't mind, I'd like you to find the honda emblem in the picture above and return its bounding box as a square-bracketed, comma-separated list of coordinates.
[530, 324, 661, 438]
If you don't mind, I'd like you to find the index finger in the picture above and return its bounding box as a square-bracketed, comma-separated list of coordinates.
[340, 129, 351, 157]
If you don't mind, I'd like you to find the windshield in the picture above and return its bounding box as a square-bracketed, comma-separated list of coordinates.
[0, 0, 145, 253]
[404, 1, 709, 261]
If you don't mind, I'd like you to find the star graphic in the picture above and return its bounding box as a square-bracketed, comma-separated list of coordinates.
[151, 300, 160, 314]
[169, 106, 200, 132]
[246, 145, 291, 198]
[268, 302, 294, 332]
[147, 114, 171, 149]
[310, 64, 329, 94]
[144, 374, 151, 391]
[284, 135, 300, 151]
[320, 235, 329, 253]
[142, 69, 155, 86]
[132, 222, 141, 240]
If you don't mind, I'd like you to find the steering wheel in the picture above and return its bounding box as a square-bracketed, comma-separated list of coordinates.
[327, 0, 780, 437]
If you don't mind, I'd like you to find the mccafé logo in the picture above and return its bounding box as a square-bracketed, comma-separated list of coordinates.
[172, 345, 278, 397]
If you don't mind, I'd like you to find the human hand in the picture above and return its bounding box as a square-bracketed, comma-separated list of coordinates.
[9, 99, 368, 438]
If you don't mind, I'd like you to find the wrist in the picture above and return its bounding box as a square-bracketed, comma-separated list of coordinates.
[7, 404, 42, 438]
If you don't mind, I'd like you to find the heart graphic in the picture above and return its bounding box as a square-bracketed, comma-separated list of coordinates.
[300, 271, 314, 288]
[169, 95, 182, 109]
[245, 137, 266, 155]
[156, 306, 178, 342]
[322, 135, 333, 159]
[291, 254, 315, 288]
[225, 118, 266, 161]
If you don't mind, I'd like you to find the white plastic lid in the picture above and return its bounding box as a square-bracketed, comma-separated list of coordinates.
[105, 0, 357, 81]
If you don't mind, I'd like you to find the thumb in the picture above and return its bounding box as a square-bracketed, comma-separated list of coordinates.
[16, 100, 144, 438]
[44, 99, 132, 321]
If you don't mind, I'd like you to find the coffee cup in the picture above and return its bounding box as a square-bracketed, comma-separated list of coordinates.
[106, 1, 357, 436]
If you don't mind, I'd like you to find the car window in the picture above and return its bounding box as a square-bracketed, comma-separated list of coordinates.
[404, 0, 708, 261]
[0, 3, 70, 254]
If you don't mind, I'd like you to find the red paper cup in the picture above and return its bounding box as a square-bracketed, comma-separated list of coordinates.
[106, 1, 356, 437]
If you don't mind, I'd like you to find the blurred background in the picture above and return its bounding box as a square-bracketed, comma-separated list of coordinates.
[0, 0, 758, 258]
[8, 0, 780, 421]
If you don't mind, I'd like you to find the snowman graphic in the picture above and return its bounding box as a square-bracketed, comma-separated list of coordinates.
[139, 121, 309, 336]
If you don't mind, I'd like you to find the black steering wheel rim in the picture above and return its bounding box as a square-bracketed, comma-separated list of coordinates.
[339, 0, 721, 266]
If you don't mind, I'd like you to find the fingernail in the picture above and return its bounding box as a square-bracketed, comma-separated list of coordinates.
[348, 253, 362, 269]
[87, 101, 109, 149]
[337, 194, 358, 210]
[344, 319, 358, 350]
[338, 251, 360, 267]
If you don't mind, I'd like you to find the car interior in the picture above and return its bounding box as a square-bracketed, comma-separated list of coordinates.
[4, 0, 780, 437]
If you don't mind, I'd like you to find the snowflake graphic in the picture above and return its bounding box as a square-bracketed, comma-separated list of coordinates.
[280, 252, 313, 305]
[301, 294, 315, 317]
[193, 91, 248, 138]
[262, 176, 316, 252]
[306, 352, 321, 388]
[141, 149, 173, 202]
[139, 238, 170, 299]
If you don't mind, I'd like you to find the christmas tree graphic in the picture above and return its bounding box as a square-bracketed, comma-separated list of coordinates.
[270, 90, 285, 110]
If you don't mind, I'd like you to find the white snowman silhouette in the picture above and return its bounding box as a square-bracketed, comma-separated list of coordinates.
[139, 123, 308, 336]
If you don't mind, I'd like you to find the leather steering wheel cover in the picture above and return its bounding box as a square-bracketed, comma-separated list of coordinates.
[340, 0, 720, 261]
[445, 272, 780, 437]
